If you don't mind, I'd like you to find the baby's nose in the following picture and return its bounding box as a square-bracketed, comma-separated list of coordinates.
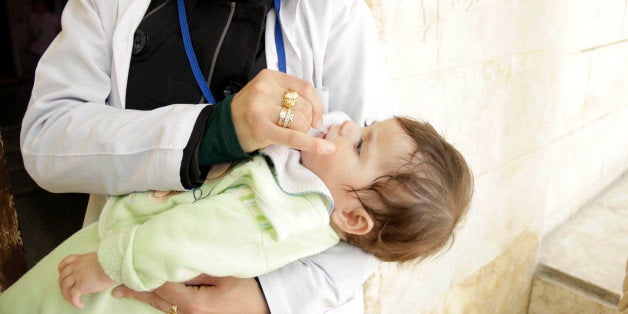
[340, 120, 358, 135]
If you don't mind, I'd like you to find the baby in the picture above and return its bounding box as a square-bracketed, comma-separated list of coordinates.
[0, 112, 472, 312]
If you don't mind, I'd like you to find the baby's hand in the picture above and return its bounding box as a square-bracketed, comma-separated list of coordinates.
[58, 252, 114, 308]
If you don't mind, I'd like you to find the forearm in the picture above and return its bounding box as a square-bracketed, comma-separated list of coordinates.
[197, 96, 250, 166]
[97, 189, 334, 291]
[22, 103, 206, 194]
[99, 201, 264, 290]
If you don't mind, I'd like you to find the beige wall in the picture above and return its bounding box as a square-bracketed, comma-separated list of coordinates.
[363, 0, 628, 312]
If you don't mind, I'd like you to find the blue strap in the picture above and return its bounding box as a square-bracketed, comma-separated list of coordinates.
[273, 0, 287, 73]
[177, 0, 216, 104]
[177, 0, 287, 104]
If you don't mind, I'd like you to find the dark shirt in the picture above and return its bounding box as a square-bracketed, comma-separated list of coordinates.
[126, 0, 273, 188]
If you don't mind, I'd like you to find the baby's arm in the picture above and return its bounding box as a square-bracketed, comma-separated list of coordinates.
[97, 187, 335, 291]
[58, 252, 114, 308]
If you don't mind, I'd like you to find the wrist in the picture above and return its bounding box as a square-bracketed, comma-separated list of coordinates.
[198, 96, 250, 166]
[98, 267, 115, 285]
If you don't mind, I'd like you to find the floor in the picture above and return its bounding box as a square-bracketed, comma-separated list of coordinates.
[529, 171, 628, 312]
[1, 80, 88, 269]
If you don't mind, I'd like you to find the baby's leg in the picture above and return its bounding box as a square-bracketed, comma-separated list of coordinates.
[0, 223, 157, 313]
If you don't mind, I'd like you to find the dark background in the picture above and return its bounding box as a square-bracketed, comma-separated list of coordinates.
[1, 0, 87, 269]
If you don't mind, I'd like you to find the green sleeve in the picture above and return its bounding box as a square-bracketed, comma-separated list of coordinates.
[198, 95, 251, 166]
[97, 191, 268, 291]
[96, 187, 338, 292]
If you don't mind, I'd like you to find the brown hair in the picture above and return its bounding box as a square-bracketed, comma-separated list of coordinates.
[345, 116, 473, 263]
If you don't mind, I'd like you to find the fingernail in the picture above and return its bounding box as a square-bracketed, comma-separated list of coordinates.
[314, 119, 323, 129]
[320, 141, 335, 154]
[112, 290, 124, 298]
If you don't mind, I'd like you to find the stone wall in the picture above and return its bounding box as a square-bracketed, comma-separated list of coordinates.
[363, 0, 628, 312]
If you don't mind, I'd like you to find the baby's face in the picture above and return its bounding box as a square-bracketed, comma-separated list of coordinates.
[301, 119, 415, 210]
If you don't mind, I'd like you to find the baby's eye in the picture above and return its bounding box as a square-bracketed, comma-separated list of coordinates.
[356, 138, 364, 154]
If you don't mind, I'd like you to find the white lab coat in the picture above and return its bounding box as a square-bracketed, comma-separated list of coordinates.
[21, 0, 394, 312]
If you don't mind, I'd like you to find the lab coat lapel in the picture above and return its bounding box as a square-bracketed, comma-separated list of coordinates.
[280, 0, 302, 77]
[112, 0, 151, 108]
[266, 0, 302, 78]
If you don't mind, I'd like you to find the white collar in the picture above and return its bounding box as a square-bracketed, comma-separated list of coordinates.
[259, 111, 351, 211]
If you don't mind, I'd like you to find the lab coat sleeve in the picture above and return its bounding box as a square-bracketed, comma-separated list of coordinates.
[323, 0, 398, 124]
[20, 0, 205, 195]
[258, 242, 381, 313]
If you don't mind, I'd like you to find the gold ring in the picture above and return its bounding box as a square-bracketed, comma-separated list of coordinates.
[167, 305, 178, 314]
[282, 107, 295, 128]
[283, 90, 298, 108]
[277, 106, 289, 127]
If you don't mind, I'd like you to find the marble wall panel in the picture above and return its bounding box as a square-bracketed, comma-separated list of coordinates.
[449, 148, 548, 282]
[537, 0, 625, 52]
[583, 42, 628, 118]
[588, 0, 627, 47]
[367, 0, 566, 79]
[437, 232, 538, 314]
[363, 150, 548, 312]
[390, 74, 477, 171]
[392, 50, 557, 176]
[364, 232, 539, 313]
[547, 40, 628, 140]
[547, 53, 593, 139]
[363, 1, 628, 312]
[364, 255, 458, 313]
[542, 111, 628, 234]
[600, 107, 628, 176]
[624, 2, 628, 37]
[559, 1, 609, 52]
[365, 0, 437, 78]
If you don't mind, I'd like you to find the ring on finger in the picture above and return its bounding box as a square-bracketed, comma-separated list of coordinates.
[282, 107, 295, 128]
[276, 106, 295, 128]
[277, 106, 289, 127]
[167, 305, 179, 314]
[283, 90, 298, 108]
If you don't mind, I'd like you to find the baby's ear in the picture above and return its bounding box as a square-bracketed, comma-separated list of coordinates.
[331, 207, 374, 235]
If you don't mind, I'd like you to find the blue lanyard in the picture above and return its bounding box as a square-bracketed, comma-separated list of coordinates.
[273, 0, 287, 73]
[176, 0, 287, 104]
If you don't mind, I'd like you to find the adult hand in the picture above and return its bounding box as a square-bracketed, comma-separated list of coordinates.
[231, 69, 336, 154]
[112, 275, 269, 314]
